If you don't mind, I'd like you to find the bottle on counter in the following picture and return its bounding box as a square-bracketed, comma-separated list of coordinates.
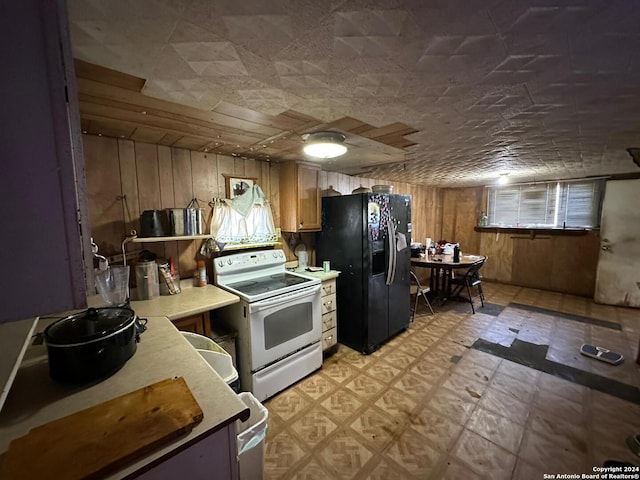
[453, 245, 460, 263]
[196, 260, 207, 287]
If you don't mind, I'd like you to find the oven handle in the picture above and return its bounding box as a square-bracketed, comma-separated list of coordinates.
[250, 285, 321, 313]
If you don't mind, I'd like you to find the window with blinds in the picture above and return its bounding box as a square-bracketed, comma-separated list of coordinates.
[487, 179, 604, 228]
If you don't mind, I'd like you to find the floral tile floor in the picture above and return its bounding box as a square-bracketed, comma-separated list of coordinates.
[262, 282, 640, 479]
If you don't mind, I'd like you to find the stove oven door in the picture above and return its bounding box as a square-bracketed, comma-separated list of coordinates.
[248, 284, 321, 371]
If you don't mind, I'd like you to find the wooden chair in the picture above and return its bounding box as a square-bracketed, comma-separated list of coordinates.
[410, 271, 434, 321]
[446, 258, 486, 313]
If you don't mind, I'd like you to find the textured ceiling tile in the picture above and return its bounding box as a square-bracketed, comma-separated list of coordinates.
[148, 44, 205, 79]
[334, 9, 409, 37]
[168, 21, 222, 44]
[73, 20, 132, 45]
[120, 19, 178, 44]
[190, 60, 248, 76]
[223, 15, 295, 57]
[171, 42, 240, 62]
[68, 0, 640, 187]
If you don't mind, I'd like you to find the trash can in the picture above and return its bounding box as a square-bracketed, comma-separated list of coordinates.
[181, 332, 240, 392]
[211, 323, 238, 369]
[237, 392, 269, 480]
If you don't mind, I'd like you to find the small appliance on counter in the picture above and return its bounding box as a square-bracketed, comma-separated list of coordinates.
[135, 260, 158, 300]
[43, 306, 146, 384]
[95, 266, 130, 305]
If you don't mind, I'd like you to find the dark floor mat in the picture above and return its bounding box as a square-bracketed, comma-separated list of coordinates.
[471, 337, 640, 405]
[509, 302, 622, 330]
[445, 301, 504, 316]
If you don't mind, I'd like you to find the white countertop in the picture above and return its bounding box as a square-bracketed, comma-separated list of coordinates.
[0, 315, 249, 478]
[295, 269, 341, 282]
[88, 284, 240, 320]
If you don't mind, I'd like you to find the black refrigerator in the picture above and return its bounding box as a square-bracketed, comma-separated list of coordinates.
[316, 193, 412, 354]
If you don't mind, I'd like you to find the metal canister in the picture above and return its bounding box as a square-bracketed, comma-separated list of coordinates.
[194, 207, 204, 235]
[185, 208, 204, 235]
[166, 208, 186, 236]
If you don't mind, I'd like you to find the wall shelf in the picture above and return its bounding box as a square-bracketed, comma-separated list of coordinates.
[123, 234, 281, 251]
[126, 235, 212, 243]
[221, 242, 282, 251]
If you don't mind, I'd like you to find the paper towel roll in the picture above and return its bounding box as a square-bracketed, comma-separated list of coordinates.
[298, 251, 308, 269]
[425, 237, 432, 248]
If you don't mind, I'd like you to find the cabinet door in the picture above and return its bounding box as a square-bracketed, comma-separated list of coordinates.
[172, 314, 206, 335]
[280, 161, 321, 232]
[297, 164, 321, 231]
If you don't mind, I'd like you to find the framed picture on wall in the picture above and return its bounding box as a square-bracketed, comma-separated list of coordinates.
[224, 175, 257, 199]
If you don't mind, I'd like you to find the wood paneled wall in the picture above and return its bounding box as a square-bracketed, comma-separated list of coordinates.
[83, 134, 279, 278]
[84, 133, 599, 296]
[318, 172, 442, 246]
[83, 134, 438, 277]
[440, 187, 484, 253]
[439, 187, 600, 297]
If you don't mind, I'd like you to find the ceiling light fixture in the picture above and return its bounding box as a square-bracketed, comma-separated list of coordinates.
[302, 131, 347, 159]
[497, 173, 509, 185]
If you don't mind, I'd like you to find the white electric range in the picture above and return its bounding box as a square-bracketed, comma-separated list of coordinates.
[213, 250, 322, 401]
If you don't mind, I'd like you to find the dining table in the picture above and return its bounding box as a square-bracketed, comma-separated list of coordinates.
[411, 253, 487, 300]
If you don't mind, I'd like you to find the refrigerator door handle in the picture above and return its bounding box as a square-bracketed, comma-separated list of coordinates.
[385, 220, 394, 285]
[386, 220, 397, 285]
[390, 222, 397, 283]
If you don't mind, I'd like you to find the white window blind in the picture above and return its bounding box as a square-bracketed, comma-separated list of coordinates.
[487, 179, 603, 228]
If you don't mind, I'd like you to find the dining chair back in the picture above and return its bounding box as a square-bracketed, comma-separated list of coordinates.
[410, 271, 434, 321]
[446, 258, 486, 313]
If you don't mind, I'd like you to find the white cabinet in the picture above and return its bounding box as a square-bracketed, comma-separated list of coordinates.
[320, 279, 338, 351]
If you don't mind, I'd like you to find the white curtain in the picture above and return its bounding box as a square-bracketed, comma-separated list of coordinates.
[210, 185, 277, 244]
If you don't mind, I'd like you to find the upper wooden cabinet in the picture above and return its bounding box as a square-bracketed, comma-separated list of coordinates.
[279, 161, 322, 232]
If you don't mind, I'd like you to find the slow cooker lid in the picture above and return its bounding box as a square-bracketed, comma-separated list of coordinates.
[45, 307, 135, 344]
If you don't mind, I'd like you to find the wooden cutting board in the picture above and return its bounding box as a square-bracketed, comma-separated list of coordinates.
[1, 377, 203, 480]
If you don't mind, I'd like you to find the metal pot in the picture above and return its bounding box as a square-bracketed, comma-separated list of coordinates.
[44, 307, 140, 384]
[352, 185, 371, 194]
[140, 210, 165, 237]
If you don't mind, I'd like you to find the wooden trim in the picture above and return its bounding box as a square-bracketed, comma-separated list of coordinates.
[474, 226, 593, 238]
[74, 59, 146, 91]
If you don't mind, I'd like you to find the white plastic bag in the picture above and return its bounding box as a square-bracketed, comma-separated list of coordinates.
[236, 392, 269, 455]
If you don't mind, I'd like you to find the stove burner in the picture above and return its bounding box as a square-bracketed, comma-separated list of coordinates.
[231, 280, 257, 289]
[226, 272, 313, 298]
[270, 274, 310, 286]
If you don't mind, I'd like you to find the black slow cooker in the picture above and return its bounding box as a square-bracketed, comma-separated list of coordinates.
[44, 306, 142, 384]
